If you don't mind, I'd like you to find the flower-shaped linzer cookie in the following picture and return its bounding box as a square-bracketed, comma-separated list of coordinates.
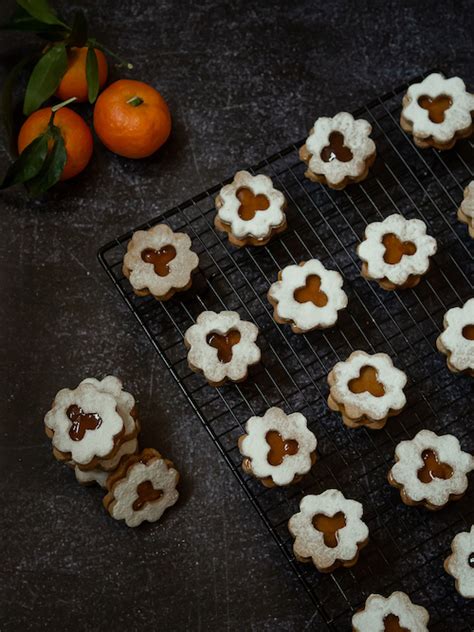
[103, 448, 179, 527]
[357, 214, 437, 290]
[458, 181, 474, 238]
[352, 592, 430, 632]
[184, 310, 261, 387]
[299, 112, 376, 189]
[214, 170, 287, 247]
[238, 407, 317, 487]
[288, 489, 369, 572]
[436, 298, 474, 376]
[444, 526, 474, 599]
[123, 224, 199, 300]
[388, 429, 474, 511]
[44, 381, 126, 468]
[400, 73, 474, 150]
[328, 351, 407, 429]
[267, 259, 348, 333]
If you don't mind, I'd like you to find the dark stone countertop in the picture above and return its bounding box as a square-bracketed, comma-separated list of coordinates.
[0, 1, 472, 630]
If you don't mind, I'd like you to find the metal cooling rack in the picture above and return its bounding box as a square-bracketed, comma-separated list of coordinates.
[98, 75, 474, 631]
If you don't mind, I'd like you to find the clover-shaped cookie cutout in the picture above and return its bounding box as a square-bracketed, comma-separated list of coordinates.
[436, 298, 474, 376]
[238, 407, 317, 487]
[103, 448, 179, 527]
[123, 224, 199, 300]
[300, 112, 376, 189]
[80, 376, 139, 445]
[352, 592, 430, 632]
[458, 181, 474, 238]
[328, 351, 407, 429]
[214, 170, 287, 247]
[184, 310, 260, 387]
[44, 381, 126, 468]
[388, 429, 474, 511]
[401, 73, 474, 150]
[444, 526, 474, 599]
[357, 214, 437, 290]
[74, 437, 138, 488]
[267, 259, 348, 333]
[288, 489, 369, 572]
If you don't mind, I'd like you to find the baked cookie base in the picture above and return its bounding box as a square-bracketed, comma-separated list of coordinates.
[436, 336, 474, 377]
[122, 264, 196, 301]
[457, 208, 474, 238]
[293, 537, 369, 573]
[214, 214, 287, 248]
[299, 143, 376, 190]
[239, 449, 317, 488]
[387, 470, 466, 511]
[361, 261, 424, 291]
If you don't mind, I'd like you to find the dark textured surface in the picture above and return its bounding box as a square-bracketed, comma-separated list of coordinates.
[0, 2, 472, 631]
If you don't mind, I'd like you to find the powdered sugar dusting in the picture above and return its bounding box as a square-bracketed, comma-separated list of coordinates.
[352, 591, 430, 631]
[437, 298, 474, 372]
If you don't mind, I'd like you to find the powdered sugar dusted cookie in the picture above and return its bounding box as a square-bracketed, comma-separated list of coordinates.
[400, 73, 474, 150]
[436, 298, 474, 376]
[74, 437, 139, 487]
[357, 214, 437, 290]
[123, 224, 199, 300]
[238, 407, 317, 487]
[444, 526, 474, 599]
[184, 310, 260, 387]
[300, 112, 376, 189]
[267, 259, 348, 333]
[328, 351, 407, 429]
[214, 170, 287, 247]
[352, 592, 430, 632]
[103, 448, 179, 527]
[458, 182, 474, 238]
[388, 430, 474, 511]
[288, 489, 369, 572]
[44, 381, 126, 468]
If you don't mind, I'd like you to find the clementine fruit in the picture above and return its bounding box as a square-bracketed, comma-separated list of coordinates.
[56, 47, 108, 103]
[93, 79, 171, 158]
[18, 107, 93, 180]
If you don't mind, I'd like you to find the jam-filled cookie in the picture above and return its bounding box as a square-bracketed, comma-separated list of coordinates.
[288, 489, 369, 572]
[299, 112, 376, 189]
[352, 592, 430, 632]
[214, 170, 287, 247]
[357, 214, 437, 291]
[327, 351, 407, 429]
[238, 407, 317, 487]
[184, 310, 260, 387]
[458, 182, 474, 238]
[400, 73, 474, 150]
[44, 380, 127, 469]
[123, 224, 199, 300]
[267, 259, 348, 333]
[444, 526, 474, 599]
[436, 298, 474, 376]
[103, 448, 179, 527]
[388, 429, 474, 511]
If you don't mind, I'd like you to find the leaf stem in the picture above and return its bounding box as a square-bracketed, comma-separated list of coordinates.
[88, 38, 133, 69]
[48, 96, 77, 125]
[126, 96, 143, 107]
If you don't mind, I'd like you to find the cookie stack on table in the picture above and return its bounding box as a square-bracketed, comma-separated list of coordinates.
[44, 376, 179, 527]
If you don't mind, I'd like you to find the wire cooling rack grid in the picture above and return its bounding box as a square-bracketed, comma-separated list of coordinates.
[99, 75, 473, 630]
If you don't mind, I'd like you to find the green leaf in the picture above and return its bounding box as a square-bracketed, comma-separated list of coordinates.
[1, 55, 32, 148]
[15, 0, 65, 26]
[67, 10, 88, 47]
[23, 43, 68, 115]
[86, 45, 99, 103]
[1, 6, 67, 34]
[0, 132, 49, 189]
[27, 127, 66, 195]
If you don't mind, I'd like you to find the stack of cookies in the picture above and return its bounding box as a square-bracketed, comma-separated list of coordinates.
[44, 376, 179, 527]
